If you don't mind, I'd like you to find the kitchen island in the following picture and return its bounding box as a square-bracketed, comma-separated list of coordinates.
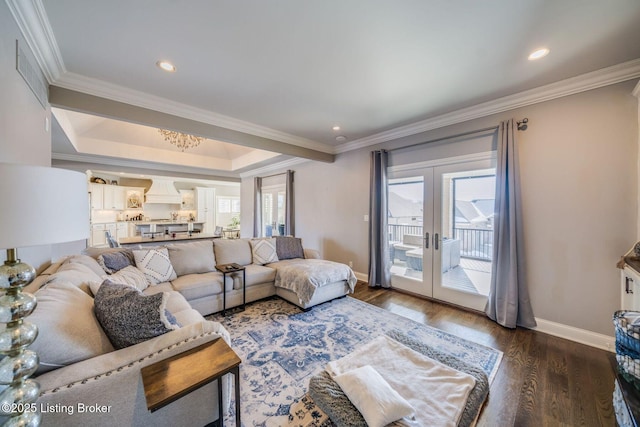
[119, 233, 221, 247]
[134, 221, 205, 235]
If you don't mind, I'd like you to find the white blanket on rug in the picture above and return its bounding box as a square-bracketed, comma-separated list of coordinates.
[271, 259, 357, 304]
[326, 335, 476, 427]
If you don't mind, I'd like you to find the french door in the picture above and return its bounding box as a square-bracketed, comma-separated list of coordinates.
[388, 155, 495, 311]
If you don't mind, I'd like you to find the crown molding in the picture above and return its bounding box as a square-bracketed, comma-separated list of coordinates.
[54, 73, 334, 154]
[336, 58, 640, 154]
[6, 0, 65, 82]
[52, 152, 240, 179]
[239, 158, 310, 179]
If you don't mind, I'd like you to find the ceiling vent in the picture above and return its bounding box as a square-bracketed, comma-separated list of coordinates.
[144, 179, 182, 204]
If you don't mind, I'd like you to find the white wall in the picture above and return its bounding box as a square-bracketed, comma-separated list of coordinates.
[0, 3, 59, 270]
[242, 80, 639, 336]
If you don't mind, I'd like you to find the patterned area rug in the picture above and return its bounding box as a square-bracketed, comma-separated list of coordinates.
[208, 296, 502, 427]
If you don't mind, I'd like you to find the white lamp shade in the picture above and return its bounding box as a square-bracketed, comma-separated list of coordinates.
[0, 163, 90, 249]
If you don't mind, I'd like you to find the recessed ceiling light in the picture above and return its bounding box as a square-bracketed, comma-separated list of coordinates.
[528, 48, 549, 60]
[156, 60, 176, 72]
[332, 126, 341, 131]
[335, 135, 347, 142]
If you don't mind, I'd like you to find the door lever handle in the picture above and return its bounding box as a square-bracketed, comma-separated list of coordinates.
[424, 232, 429, 249]
[434, 233, 439, 250]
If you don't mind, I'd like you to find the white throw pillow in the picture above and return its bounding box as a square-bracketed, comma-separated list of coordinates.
[99, 265, 149, 292]
[250, 238, 279, 265]
[133, 248, 177, 284]
[333, 365, 414, 427]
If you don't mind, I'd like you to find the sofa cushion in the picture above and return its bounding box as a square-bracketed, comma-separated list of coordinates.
[31, 281, 115, 374]
[44, 262, 103, 295]
[173, 308, 206, 327]
[243, 264, 277, 288]
[143, 285, 192, 314]
[62, 254, 107, 277]
[275, 236, 304, 260]
[133, 247, 177, 284]
[171, 272, 224, 301]
[166, 240, 216, 276]
[250, 238, 279, 265]
[93, 265, 149, 293]
[97, 249, 135, 274]
[213, 239, 252, 266]
[94, 281, 180, 349]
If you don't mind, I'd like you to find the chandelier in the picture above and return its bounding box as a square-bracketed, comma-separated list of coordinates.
[157, 129, 203, 151]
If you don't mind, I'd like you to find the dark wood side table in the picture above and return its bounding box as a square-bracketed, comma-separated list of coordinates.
[216, 263, 246, 316]
[141, 338, 242, 426]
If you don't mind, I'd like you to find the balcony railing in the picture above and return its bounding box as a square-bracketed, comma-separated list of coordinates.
[452, 227, 493, 261]
[388, 224, 493, 261]
[388, 224, 423, 243]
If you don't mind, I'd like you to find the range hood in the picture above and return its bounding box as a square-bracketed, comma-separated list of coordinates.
[144, 179, 182, 204]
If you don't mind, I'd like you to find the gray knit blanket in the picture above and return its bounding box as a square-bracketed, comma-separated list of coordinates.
[309, 329, 490, 427]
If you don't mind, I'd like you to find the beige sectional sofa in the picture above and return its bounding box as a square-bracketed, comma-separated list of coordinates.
[18, 237, 354, 426]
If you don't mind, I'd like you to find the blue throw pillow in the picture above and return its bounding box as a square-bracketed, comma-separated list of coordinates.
[94, 280, 179, 349]
[97, 250, 135, 274]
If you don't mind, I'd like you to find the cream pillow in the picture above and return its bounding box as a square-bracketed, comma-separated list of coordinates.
[30, 281, 115, 374]
[133, 248, 177, 284]
[166, 241, 216, 276]
[91, 265, 149, 295]
[333, 365, 414, 427]
[250, 238, 279, 265]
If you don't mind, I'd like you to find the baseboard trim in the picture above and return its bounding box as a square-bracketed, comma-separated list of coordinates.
[533, 317, 615, 353]
[354, 271, 368, 283]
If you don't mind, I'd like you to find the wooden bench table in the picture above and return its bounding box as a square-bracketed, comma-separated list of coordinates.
[141, 338, 241, 426]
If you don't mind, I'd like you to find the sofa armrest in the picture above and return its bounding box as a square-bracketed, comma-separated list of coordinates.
[304, 248, 321, 259]
[34, 320, 230, 427]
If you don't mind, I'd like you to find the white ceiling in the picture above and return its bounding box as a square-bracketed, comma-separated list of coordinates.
[10, 0, 640, 176]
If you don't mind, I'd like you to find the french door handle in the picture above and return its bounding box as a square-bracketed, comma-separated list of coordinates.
[434, 233, 439, 250]
[424, 232, 429, 249]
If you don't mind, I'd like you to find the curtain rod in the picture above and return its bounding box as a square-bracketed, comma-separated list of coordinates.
[385, 118, 529, 153]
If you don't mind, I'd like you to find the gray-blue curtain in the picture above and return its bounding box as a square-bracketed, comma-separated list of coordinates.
[485, 119, 536, 328]
[285, 170, 295, 236]
[368, 150, 391, 288]
[253, 177, 262, 237]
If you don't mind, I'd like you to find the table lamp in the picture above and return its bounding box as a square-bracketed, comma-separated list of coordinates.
[0, 163, 89, 426]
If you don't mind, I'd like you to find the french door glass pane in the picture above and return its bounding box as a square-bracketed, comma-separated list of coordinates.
[440, 170, 495, 296]
[388, 176, 424, 282]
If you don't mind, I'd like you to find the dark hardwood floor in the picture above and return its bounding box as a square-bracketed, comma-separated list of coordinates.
[350, 282, 616, 427]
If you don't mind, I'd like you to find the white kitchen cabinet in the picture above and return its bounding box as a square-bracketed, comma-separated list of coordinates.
[116, 222, 128, 240]
[622, 264, 640, 310]
[89, 183, 104, 209]
[196, 187, 215, 234]
[91, 223, 106, 247]
[103, 186, 125, 210]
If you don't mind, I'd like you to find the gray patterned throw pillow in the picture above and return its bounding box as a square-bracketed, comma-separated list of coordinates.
[93, 280, 179, 349]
